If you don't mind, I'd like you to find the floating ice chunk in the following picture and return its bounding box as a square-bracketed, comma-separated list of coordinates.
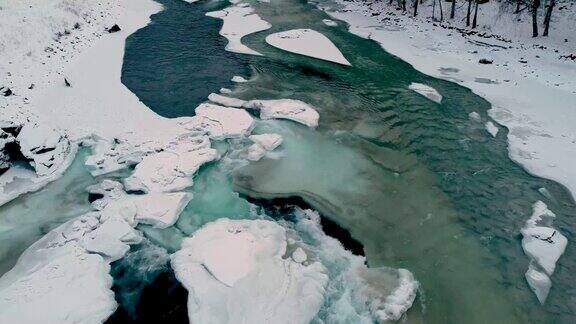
[522, 226, 567, 276]
[245, 143, 267, 161]
[244, 99, 320, 128]
[249, 133, 283, 151]
[171, 219, 328, 323]
[81, 232, 131, 262]
[16, 123, 72, 176]
[266, 29, 351, 65]
[408, 83, 442, 104]
[87, 179, 126, 210]
[206, 4, 271, 56]
[0, 242, 116, 324]
[322, 19, 338, 27]
[207, 93, 246, 108]
[219, 87, 232, 94]
[292, 247, 307, 263]
[525, 264, 552, 304]
[485, 121, 499, 137]
[124, 148, 218, 193]
[469, 111, 481, 122]
[195, 103, 254, 139]
[521, 201, 567, 304]
[99, 192, 191, 229]
[0, 213, 125, 324]
[133, 192, 191, 228]
[231, 75, 248, 83]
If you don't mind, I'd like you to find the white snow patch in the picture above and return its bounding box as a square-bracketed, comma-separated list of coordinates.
[206, 3, 272, 56]
[171, 218, 329, 323]
[266, 29, 351, 66]
[192, 103, 255, 139]
[408, 82, 442, 104]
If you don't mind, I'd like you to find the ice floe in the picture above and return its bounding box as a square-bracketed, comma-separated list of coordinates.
[265, 29, 351, 65]
[124, 146, 218, 193]
[408, 82, 442, 104]
[249, 133, 283, 151]
[206, 3, 271, 56]
[521, 201, 567, 303]
[171, 218, 329, 323]
[208, 93, 246, 108]
[485, 121, 499, 137]
[231, 75, 248, 83]
[244, 99, 320, 128]
[322, 19, 338, 27]
[183, 103, 255, 140]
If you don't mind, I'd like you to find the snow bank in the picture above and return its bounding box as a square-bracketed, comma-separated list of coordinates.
[206, 3, 272, 56]
[265, 29, 351, 65]
[171, 218, 329, 323]
[408, 82, 442, 104]
[521, 201, 567, 303]
[245, 99, 320, 128]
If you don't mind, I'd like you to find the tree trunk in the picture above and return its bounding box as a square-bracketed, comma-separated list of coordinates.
[402, 0, 407, 11]
[451, 0, 457, 19]
[389, 0, 394, 5]
[472, 0, 479, 28]
[414, 0, 419, 16]
[433, 0, 437, 20]
[439, 0, 444, 21]
[516, 0, 522, 13]
[532, 0, 540, 37]
[467, 0, 472, 26]
[543, 0, 555, 36]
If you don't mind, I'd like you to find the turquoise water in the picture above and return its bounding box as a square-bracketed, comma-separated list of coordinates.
[112, 0, 576, 322]
[0, 149, 96, 275]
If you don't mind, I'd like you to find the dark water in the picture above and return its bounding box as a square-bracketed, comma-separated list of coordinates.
[121, 0, 251, 117]
[120, 0, 576, 323]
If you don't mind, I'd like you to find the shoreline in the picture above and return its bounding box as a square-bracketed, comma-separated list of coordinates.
[314, 0, 576, 201]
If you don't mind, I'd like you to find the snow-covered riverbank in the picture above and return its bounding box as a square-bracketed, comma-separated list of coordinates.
[314, 0, 576, 201]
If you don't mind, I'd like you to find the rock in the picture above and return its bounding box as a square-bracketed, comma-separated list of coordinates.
[107, 24, 121, 33]
[64, 78, 71, 87]
[1, 87, 12, 96]
[171, 219, 328, 324]
[244, 99, 320, 128]
[479, 58, 493, 64]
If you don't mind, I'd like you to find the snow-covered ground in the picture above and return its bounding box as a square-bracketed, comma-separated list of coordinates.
[314, 0, 576, 201]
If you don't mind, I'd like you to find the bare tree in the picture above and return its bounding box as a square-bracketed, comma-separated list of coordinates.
[543, 0, 556, 36]
[532, 0, 540, 37]
[414, 0, 420, 16]
[439, 0, 444, 21]
[451, 0, 457, 19]
[472, 0, 479, 28]
[467, 0, 473, 26]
